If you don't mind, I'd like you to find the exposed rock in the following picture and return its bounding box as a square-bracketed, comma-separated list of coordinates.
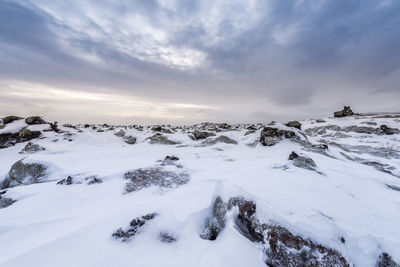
[288, 152, 317, 171]
[376, 252, 399, 267]
[190, 131, 216, 141]
[233, 200, 349, 267]
[57, 176, 73, 185]
[2, 159, 47, 189]
[203, 135, 238, 145]
[305, 125, 341, 136]
[147, 133, 179, 145]
[87, 177, 102, 185]
[159, 232, 178, 243]
[19, 128, 41, 139]
[165, 155, 179, 161]
[386, 184, 400, 192]
[378, 125, 399, 135]
[260, 127, 296, 146]
[112, 213, 158, 242]
[114, 130, 125, 137]
[285, 121, 302, 130]
[151, 126, 174, 134]
[0, 195, 16, 209]
[315, 119, 326, 123]
[124, 167, 189, 193]
[342, 126, 376, 134]
[334, 106, 354, 118]
[2, 116, 23, 124]
[25, 116, 47, 125]
[123, 136, 137, 145]
[19, 142, 45, 154]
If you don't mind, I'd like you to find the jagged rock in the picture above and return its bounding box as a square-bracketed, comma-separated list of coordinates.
[260, 127, 296, 146]
[57, 176, 73, 185]
[200, 196, 229, 240]
[378, 125, 399, 135]
[151, 126, 173, 134]
[19, 142, 45, 154]
[19, 128, 41, 139]
[386, 184, 400, 192]
[123, 136, 137, 145]
[203, 135, 238, 145]
[114, 130, 125, 137]
[288, 152, 317, 171]
[159, 232, 178, 243]
[165, 155, 179, 161]
[25, 116, 47, 125]
[2, 159, 47, 189]
[190, 131, 216, 141]
[234, 200, 349, 267]
[124, 167, 189, 193]
[2, 116, 23, 124]
[334, 106, 354, 117]
[147, 133, 179, 145]
[0, 196, 16, 209]
[112, 213, 158, 242]
[285, 121, 302, 130]
[376, 252, 399, 267]
[87, 177, 102, 185]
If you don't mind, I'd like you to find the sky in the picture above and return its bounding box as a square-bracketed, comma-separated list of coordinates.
[0, 0, 399, 125]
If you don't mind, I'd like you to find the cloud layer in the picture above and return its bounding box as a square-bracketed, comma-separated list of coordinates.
[1, 0, 399, 124]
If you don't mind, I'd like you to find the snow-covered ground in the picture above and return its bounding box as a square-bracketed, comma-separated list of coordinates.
[0, 113, 399, 266]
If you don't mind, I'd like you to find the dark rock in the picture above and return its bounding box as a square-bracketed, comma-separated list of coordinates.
[378, 125, 399, 135]
[340, 237, 346, 243]
[151, 126, 173, 134]
[0, 196, 16, 209]
[57, 176, 73, 185]
[247, 125, 258, 130]
[286, 121, 302, 130]
[200, 196, 228, 241]
[19, 128, 41, 139]
[334, 106, 354, 118]
[147, 133, 179, 145]
[165, 155, 179, 161]
[25, 116, 47, 125]
[123, 136, 137, 145]
[315, 119, 326, 123]
[190, 131, 216, 140]
[342, 126, 376, 134]
[87, 177, 102, 185]
[2, 116, 23, 124]
[124, 167, 189, 193]
[19, 142, 45, 154]
[288, 151, 299, 160]
[376, 252, 399, 267]
[114, 130, 125, 137]
[260, 127, 297, 146]
[386, 184, 400, 192]
[159, 232, 178, 243]
[203, 135, 238, 145]
[288, 152, 317, 171]
[112, 213, 158, 242]
[2, 160, 47, 189]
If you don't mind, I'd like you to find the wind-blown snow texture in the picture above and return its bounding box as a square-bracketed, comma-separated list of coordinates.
[0, 113, 399, 266]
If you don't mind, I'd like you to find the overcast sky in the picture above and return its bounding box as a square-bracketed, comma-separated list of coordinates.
[0, 0, 399, 124]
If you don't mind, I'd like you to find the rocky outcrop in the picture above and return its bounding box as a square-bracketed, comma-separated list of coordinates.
[57, 176, 74, 185]
[0, 127, 42, 149]
[0, 190, 16, 209]
[202, 135, 238, 145]
[123, 136, 137, 145]
[376, 252, 399, 267]
[378, 125, 399, 135]
[19, 142, 45, 154]
[200, 196, 227, 240]
[112, 213, 158, 242]
[114, 130, 125, 137]
[25, 116, 47, 125]
[260, 127, 297, 146]
[147, 133, 179, 145]
[334, 106, 354, 118]
[124, 167, 189, 193]
[288, 152, 317, 171]
[190, 131, 216, 141]
[1, 159, 47, 189]
[285, 121, 302, 130]
[2, 116, 23, 124]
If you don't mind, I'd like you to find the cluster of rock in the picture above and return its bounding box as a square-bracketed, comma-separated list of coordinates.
[334, 106, 354, 118]
[112, 213, 158, 242]
[259, 127, 297, 146]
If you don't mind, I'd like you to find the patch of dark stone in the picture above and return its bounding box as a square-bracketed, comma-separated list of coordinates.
[147, 133, 179, 145]
[0, 128, 42, 149]
[288, 152, 318, 171]
[341, 124, 399, 135]
[87, 177, 102, 185]
[159, 231, 178, 243]
[304, 125, 341, 136]
[334, 106, 354, 118]
[151, 126, 174, 134]
[114, 130, 125, 137]
[123, 136, 137, 145]
[0, 190, 16, 209]
[285, 121, 302, 130]
[376, 252, 399, 267]
[260, 127, 297, 146]
[124, 167, 189, 193]
[25, 116, 47, 125]
[2, 116, 23, 124]
[112, 213, 158, 242]
[189, 131, 216, 141]
[201, 196, 350, 266]
[57, 176, 74, 185]
[385, 184, 400, 192]
[201, 135, 238, 145]
[1, 160, 47, 189]
[19, 142, 45, 154]
[330, 142, 400, 159]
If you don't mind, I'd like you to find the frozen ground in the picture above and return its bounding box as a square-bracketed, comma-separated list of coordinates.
[0, 113, 399, 266]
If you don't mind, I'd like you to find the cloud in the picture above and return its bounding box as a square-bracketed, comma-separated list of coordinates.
[0, 0, 399, 123]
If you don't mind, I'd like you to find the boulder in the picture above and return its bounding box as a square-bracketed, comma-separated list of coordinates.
[123, 136, 137, 145]
[159, 232, 178, 243]
[0, 196, 16, 209]
[19, 128, 41, 139]
[57, 176, 73, 185]
[2, 116, 23, 124]
[25, 116, 47, 125]
[260, 127, 296, 146]
[203, 135, 238, 145]
[19, 142, 45, 154]
[334, 106, 354, 117]
[112, 213, 158, 242]
[285, 121, 302, 130]
[114, 130, 125, 137]
[288, 151, 317, 171]
[376, 253, 399, 267]
[378, 125, 399, 135]
[2, 159, 47, 189]
[190, 131, 216, 141]
[147, 133, 179, 145]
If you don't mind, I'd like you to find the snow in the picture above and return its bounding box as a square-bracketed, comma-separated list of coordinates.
[0, 114, 400, 266]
